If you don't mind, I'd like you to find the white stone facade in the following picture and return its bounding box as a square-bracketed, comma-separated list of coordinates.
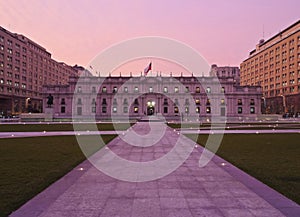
[43, 74, 262, 121]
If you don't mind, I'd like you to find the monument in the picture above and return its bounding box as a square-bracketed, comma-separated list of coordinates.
[45, 94, 54, 121]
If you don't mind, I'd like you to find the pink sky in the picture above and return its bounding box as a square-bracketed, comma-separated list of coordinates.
[0, 0, 299, 73]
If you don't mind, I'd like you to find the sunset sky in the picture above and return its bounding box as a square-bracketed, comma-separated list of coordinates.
[0, 0, 299, 75]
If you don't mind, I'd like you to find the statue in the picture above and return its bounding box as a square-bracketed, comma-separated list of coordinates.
[47, 94, 54, 108]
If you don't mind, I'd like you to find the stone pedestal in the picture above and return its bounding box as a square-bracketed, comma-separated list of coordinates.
[44, 108, 53, 122]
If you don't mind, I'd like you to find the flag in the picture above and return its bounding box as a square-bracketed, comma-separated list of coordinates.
[144, 62, 152, 76]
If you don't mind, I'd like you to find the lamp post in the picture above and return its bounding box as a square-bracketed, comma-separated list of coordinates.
[261, 96, 266, 114]
[280, 95, 286, 114]
[25, 97, 31, 113]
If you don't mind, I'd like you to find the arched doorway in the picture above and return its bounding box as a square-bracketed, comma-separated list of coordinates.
[147, 100, 155, 115]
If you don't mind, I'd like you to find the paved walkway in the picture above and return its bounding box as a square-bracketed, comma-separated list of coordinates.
[9, 121, 300, 217]
[1, 129, 300, 139]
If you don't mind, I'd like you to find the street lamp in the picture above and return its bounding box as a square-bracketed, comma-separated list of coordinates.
[261, 96, 266, 114]
[280, 95, 286, 114]
[25, 98, 31, 113]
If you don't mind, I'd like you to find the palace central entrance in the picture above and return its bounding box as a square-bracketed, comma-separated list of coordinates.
[147, 100, 155, 115]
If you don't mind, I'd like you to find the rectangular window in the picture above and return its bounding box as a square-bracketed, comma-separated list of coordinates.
[238, 99, 242, 105]
[149, 86, 153, 93]
[174, 106, 179, 113]
[174, 87, 179, 93]
[164, 107, 168, 113]
[206, 107, 211, 114]
[112, 106, 117, 113]
[221, 87, 225, 93]
[185, 86, 189, 93]
[220, 107, 226, 116]
[134, 106, 139, 113]
[250, 107, 255, 114]
[102, 86, 107, 93]
[196, 107, 200, 113]
[221, 99, 225, 105]
[102, 106, 107, 113]
[77, 86, 82, 93]
[250, 99, 255, 105]
[123, 107, 128, 113]
[92, 107, 96, 113]
[185, 107, 189, 114]
[113, 86, 118, 93]
[163, 87, 168, 93]
[61, 106, 65, 113]
[77, 107, 82, 115]
[195, 98, 200, 105]
[134, 86, 139, 93]
[206, 87, 211, 94]
[124, 87, 128, 93]
[238, 107, 243, 114]
[195, 87, 200, 93]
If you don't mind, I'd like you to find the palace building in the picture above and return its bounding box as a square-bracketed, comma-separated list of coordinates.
[0, 26, 79, 116]
[42, 65, 262, 121]
[240, 20, 300, 114]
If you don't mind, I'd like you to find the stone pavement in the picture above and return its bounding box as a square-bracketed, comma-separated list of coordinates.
[9, 121, 300, 217]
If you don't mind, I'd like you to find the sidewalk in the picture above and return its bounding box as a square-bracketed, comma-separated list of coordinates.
[1, 129, 300, 139]
[9, 122, 300, 217]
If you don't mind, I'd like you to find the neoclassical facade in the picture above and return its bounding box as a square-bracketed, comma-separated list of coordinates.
[43, 73, 262, 121]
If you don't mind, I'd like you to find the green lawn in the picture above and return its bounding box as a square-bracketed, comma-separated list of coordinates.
[0, 135, 116, 217]
[168, 122, 300, 130]
[0, 122, 133, 132]
[186, 133, 300, 205]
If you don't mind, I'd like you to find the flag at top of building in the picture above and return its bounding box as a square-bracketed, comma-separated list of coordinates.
[144, 62, 152, 76]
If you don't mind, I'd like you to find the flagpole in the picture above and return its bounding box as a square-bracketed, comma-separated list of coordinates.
[149, 59, 152, 77]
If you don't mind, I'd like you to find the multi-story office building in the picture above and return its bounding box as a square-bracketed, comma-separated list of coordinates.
[0, 26, 78, 116]
[210, 64, 240, 85]
[240, 20, 300, 114]
[43, 65, 262, 121]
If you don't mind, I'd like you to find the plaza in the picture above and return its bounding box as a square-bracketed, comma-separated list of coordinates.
[0, 119, 299, 217]
[0, 1, 300, 217]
